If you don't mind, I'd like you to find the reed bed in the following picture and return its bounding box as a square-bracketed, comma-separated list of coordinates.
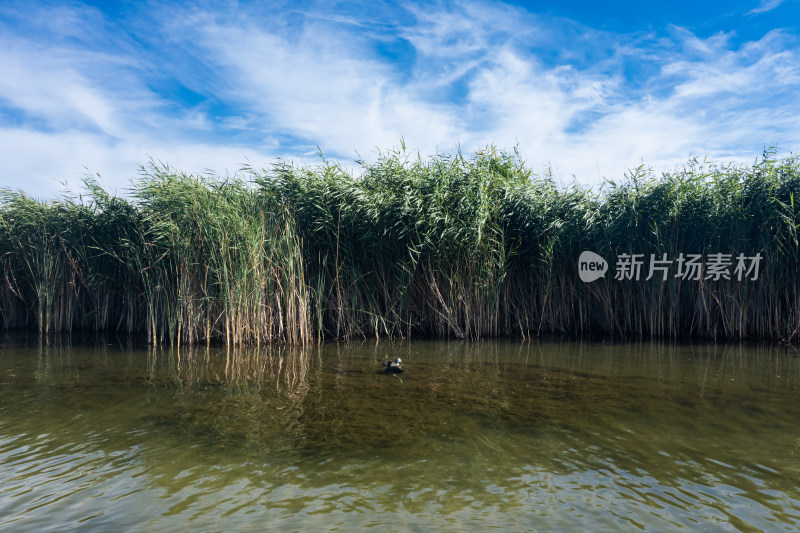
[1, 148, 798, 344]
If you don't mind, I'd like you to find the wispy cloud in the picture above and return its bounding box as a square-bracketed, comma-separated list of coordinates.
[748, 0, 786, 15]
[0, 0, 799, 198]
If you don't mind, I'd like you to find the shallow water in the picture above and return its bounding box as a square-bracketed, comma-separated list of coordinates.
[1, 336, 799, 531]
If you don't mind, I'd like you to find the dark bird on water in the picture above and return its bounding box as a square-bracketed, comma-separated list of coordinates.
[382, 358, 403, 373]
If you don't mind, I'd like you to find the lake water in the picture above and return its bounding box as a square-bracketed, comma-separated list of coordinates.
[1, 336, 799, 531]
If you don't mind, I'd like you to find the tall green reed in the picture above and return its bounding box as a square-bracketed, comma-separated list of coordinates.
[1, 148, 798, 344]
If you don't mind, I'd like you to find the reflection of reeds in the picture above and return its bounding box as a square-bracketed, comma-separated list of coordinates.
[144, 345, 314, 454]
[1, 149, 799, 344]
[150, 345, 312, 401]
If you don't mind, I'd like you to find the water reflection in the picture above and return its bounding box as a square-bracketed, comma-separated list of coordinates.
[1, 337, 800, 530]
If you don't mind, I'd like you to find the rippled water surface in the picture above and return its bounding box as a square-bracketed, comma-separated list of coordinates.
[1, 336, 800, 531]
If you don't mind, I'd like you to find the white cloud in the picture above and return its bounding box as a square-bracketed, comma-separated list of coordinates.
[748, 0, 786, 15]
[0, 128, 282, 199]
[0, 42, 117, 135]
[191, 13, 463, 157]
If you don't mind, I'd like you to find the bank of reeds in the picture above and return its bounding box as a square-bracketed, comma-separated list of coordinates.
[1, 148, 798, 344]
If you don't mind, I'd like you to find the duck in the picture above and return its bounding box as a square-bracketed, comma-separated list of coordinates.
[382, 358, 403, 373]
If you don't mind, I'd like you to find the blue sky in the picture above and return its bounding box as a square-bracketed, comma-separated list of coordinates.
[1, 0, 799, 198]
